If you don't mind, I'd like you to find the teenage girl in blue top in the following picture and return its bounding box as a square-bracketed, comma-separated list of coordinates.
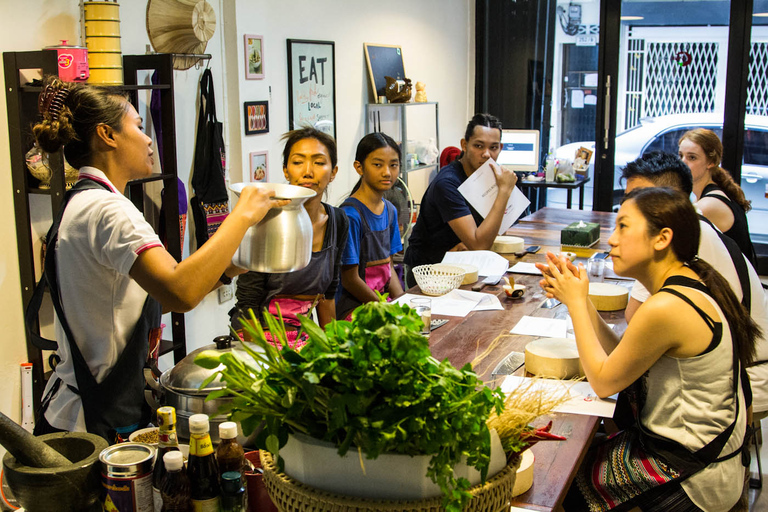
[337, 133, 405, 319]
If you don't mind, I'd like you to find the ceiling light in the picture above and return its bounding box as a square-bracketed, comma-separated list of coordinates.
[621, 16, 644, 21]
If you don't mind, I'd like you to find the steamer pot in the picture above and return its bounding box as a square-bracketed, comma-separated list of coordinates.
[145, 335, 259, 446]
[230, 182, 316, 273]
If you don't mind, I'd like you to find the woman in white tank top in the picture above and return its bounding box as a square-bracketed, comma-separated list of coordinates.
[536, 187, 759, 512]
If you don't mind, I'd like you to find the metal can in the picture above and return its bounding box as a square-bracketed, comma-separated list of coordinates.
[99, 443, 155, 512]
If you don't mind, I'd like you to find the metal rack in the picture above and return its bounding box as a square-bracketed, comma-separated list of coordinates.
[365, 102, 440, 186]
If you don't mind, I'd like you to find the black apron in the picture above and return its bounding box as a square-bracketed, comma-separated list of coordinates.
[231, 204, 339, 329]
[336, 198, 396, 319]
[26, 178, 161, 443]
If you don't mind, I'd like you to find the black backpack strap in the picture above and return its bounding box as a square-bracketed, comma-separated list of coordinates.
[25, 179, 111, 352]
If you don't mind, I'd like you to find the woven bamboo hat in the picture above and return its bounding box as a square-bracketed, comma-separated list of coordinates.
[146, 0, 216, 70]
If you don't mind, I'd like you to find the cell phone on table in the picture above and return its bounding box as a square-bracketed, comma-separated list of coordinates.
[591, 251, 610, 260]
[525, 245, 541, 254]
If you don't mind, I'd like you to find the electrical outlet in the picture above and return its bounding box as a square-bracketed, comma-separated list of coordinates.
[218, 283, 233, 304]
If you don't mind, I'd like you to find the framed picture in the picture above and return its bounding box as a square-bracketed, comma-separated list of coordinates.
[363, 43, 405, 101]
[244, 101, 269, 135]
[244, 34, 264, 79]
[287, 39, 336, 138]
[249, 151, 268, 183]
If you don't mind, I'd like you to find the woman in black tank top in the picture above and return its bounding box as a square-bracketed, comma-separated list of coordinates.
[678, 128, 756, 265]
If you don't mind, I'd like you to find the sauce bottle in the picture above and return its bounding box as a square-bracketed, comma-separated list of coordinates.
[187, 414, 221, 511]
[220, 471, 245, 512]
[153, 406, 181, 512]
[160, 451, 191, 512]
[215, 422, 244, 477]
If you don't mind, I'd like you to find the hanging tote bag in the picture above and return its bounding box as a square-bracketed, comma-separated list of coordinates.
[190, 68, 229, 249]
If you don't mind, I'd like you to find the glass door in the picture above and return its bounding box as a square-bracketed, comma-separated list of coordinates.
[611, 2, 731, 208]
[744, 9, 768, 243]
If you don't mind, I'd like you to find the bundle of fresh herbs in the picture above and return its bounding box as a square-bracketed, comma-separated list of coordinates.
[195, 298, 505, 511]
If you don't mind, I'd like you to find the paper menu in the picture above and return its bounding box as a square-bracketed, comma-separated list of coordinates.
[449, 289, 503, 311]
[393, 293, 481, 317]
[457, 158, 531, 235]
[441, 250, 509, 277]
[501, 375, 617, 418]
[510, 316, 568, 338]
[508, 262, 542, 275]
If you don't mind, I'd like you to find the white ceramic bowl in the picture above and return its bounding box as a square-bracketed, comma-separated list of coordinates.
[128, 427, 159, 447]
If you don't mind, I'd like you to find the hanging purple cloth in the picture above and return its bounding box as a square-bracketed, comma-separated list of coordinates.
[151, 71, 188, 252]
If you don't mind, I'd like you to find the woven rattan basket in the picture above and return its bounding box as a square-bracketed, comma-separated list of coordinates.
[260, 450, 520, 512]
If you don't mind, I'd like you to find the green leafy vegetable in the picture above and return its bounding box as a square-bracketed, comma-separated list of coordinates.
[195, 297, 505, 511]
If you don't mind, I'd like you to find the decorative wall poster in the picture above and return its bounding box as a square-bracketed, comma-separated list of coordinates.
[244, 34, 264, 79]
[249, 151, 268, 182]
[287, 39, 336, 138]
[244, 101, 269, 135]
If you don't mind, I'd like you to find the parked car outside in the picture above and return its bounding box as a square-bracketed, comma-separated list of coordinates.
[555, 113, 768, 239]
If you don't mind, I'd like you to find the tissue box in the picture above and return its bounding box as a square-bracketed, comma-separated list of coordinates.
[560, 221, 600, 247]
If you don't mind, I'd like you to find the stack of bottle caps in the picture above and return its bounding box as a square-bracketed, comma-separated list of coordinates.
[83, 1, 123, 85]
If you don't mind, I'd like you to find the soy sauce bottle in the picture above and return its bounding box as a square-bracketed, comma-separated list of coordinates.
[215, 422, 244, 477]
[187, 414, 221, 511]
[160, 451, 191, 512]
[153, 406, 181, 512]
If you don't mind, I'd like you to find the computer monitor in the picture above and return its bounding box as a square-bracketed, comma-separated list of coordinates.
[497, 129, 540, 173]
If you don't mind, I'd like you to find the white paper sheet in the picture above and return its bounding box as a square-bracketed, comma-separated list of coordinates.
[394, 293, 481, 317]
[584, 94, 598, 105]
[442, 250, 510, 277]
[583, 73, 599, 87]
[501, 375, 617, 418]
[511, 316, 567, 338]
[457, 158, 531, 235]
[449, 289, 504, 311]
[571, 89, 585, 108]
[508, 262, 542, 275]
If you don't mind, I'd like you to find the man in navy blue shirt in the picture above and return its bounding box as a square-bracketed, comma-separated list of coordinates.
[404, 114, 518, 284]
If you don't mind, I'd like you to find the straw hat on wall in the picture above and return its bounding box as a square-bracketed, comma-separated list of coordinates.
[146, 0, 216, 70]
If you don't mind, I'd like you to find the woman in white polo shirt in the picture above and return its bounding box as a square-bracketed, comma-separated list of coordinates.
[28, 77, 283, 442]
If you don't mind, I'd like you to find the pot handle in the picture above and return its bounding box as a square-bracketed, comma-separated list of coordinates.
[144, 367, 162, 393]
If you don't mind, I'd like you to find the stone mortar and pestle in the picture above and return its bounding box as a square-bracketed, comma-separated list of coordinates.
[0, 411, 107, 511]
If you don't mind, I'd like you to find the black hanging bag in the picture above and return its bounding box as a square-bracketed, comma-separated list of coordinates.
[190, 68, 229, 249]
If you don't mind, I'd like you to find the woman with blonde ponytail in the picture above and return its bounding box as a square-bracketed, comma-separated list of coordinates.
[538, 187, 758, 511]
[679, 128, 756, 264]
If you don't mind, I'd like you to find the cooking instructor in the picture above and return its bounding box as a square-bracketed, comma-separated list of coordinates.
[28, 78, 285, 441]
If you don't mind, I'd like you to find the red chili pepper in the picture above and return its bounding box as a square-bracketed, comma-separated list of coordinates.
[520, 421, 567, 442]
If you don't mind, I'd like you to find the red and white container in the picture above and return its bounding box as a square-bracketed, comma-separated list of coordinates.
[44, 40, 89, 82]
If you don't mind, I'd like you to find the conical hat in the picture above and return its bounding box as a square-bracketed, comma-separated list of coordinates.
[146, 0, 216, 70]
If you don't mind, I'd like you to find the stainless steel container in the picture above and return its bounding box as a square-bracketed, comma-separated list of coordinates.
[230, 182, 316, 273]
[145, 336, 259, 445]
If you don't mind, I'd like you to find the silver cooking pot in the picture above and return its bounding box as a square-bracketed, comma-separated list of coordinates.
[145, 335, 259, 446]
[230, 182, 317, 273]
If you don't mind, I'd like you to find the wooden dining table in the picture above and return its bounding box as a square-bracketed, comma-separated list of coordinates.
[419, 207, 632, 511]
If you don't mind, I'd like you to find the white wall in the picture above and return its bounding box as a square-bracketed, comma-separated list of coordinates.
[227, 0, 476, 206]
[0, 0, 475, 430]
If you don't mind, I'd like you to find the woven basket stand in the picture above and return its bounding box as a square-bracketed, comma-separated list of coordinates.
[260, 450, 521, 512]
